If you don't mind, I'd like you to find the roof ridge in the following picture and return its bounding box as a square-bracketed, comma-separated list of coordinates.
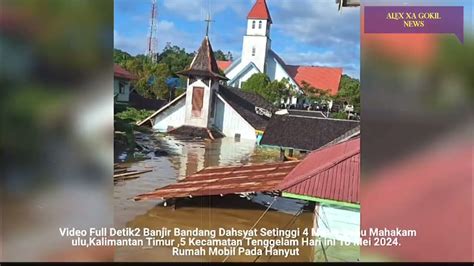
[285, 114, 359, 123]
[277, 144, 360, 191]
[285, 64, 343, 70]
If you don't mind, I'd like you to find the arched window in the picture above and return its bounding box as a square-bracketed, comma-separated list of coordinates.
[252, 47, 256, 56]
[258, 20, 262, 29]
[252, 20, 256, 29]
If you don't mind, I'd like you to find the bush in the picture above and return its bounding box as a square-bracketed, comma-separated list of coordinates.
[115, 107, 154, 123]
[330, 111, 348, 120]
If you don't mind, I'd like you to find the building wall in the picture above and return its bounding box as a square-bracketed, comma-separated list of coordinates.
[242, 35, 268, 74]
[246, 19, 269, 36]
[315, 204, 360, 244]
[213, 95, 257, 140]
[114, 78, 131, 102]
[228, 66, 260, 88]
[184, 79, 217, 128]
[152, 98, 186, 132]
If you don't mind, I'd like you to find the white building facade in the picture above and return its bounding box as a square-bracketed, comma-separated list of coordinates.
[222, 0, 343, 106]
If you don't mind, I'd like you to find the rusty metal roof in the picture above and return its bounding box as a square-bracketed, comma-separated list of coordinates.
[134, 161, 300, 201]
[278, 138, 360, 204]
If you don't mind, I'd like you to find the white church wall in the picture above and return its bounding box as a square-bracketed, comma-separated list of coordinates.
[152, 98, 186, 132]
[184, 79, 215, 128]
[246, 19, 268, 36]
[214, 95, 257, 140]
[242, 35, 268, 73]
[237, 67, 260, 88]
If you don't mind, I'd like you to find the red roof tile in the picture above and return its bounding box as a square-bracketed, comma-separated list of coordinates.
[134, 161, 300, 201]
[278, 138, 360, 204]
[285, 65, 343, 96]
[248, 0, 272, 23]
[114, 64, 136, 80]
[217, 60, 232, 71]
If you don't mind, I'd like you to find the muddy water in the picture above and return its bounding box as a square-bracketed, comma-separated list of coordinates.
[114, 132, 313, 262]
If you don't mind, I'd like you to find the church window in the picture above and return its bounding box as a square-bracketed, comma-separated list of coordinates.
[252, 20, 255, 29]
[252, 47, 256, 56]
[258, 21, 262, 29]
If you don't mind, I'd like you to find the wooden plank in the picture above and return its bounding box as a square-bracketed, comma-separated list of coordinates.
[113, 169, 152, 179]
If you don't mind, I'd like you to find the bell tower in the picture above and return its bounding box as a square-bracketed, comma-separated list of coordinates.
[241, 0, 272, 73]
[177, 36, 228, 129]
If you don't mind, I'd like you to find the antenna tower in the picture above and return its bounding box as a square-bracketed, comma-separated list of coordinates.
[147, 0, 158, 63]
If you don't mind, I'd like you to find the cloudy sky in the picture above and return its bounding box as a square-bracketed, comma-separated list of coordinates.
[114, 0, 360, 78]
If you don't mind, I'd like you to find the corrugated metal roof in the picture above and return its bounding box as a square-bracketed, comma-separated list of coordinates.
[278, 138, 360, 204]
[114, 64, 136, 80]
[134, 161, 300, 201]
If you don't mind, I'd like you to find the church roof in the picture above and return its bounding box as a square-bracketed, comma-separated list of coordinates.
[284, 65, 343, 96]
[177, 36, 228, 80]
[218, 85, 276, 131]
[217, 60, 232, 71]
[248, 0, 272, 23]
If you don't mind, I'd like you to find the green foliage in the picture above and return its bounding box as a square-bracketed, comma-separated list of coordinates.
[114, 49, 132, 65]
[266, 78, 296, 104]
[214, 50, 232, 61]
[115, 107, 154, 123]
[301, 81, 332, 103]
[157, 43, 194, 74]
[242, 73, 295, 104]
[114, 45, 195, 100]
[329, 111, 348, 120]
[242, 73, 270, 93]
[336, 75, 360, 112]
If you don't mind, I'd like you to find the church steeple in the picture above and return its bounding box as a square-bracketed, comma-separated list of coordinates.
[177, 36, 227, 81]
[177, 33, 227, 130]
[247, 0, 272, 24]
[239, 0, 272, 76]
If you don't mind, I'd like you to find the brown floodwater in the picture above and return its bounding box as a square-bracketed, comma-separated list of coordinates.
[114, 132, 314, 262]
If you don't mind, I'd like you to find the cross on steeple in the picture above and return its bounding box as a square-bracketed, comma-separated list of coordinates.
[204, 13, 214, 37]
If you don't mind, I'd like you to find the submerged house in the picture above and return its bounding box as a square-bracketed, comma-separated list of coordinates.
[279, 138, 360, 242]
[138, 35, 275, 141]
[134, 136, 361, 261]
[260, 111, 360, 153]
[114, 64, 136, 103]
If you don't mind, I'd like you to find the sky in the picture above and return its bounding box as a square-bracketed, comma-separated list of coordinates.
[114, 0, 361, 78]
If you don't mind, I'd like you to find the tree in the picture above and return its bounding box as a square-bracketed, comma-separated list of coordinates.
[157, 43, 194, 74]
[148, 63, 171, 100]
[242, 74, 295, 104]
[214, 50, 227, 61]
[266, 78, 296, 104]
[336, 74, 360, 113]
[301, 80, 333, 103]
[241, 73, 270, 96]
[114, 49, 132, 65]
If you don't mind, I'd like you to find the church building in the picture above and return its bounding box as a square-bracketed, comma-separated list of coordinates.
[217, 0, 343, 105]
[138, 35, 275, 141]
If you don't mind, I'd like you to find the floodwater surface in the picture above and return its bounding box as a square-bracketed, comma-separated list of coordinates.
[114, 132, 314, 262]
